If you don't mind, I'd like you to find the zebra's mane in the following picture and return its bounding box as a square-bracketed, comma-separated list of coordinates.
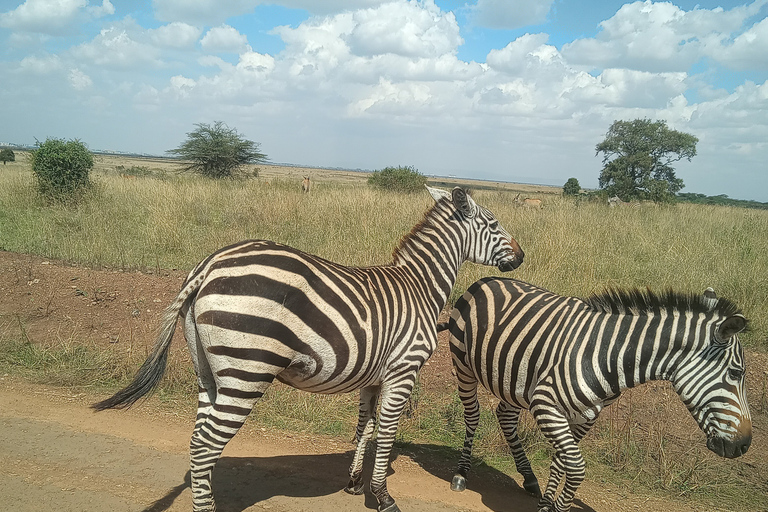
[584, 287, 741, 317]
[391, 194, 458, 260]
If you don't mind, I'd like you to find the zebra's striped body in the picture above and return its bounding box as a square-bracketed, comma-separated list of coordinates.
[441, 277, 751, 512]
[93, 187, 524, 512]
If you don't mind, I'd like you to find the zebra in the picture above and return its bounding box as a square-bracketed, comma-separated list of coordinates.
[92, 186, 525, 512]
[439, 277, 751, 512]
[607, 195, 640, 208]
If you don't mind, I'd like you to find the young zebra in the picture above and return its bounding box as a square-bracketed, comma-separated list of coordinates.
[440, 277, 751, 512]
[93, 187, 524, 512]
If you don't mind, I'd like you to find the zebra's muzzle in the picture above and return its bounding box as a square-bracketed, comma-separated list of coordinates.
[706, 433, 751, 458]
[498, 244, 524, 272]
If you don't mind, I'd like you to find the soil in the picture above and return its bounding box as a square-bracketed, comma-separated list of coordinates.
[0, 250, 763, 512]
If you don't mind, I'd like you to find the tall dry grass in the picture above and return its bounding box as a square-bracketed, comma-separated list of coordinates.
[2, 166, 767, 340]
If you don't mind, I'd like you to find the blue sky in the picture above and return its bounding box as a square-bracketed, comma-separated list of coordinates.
[1, 0, 767, 200]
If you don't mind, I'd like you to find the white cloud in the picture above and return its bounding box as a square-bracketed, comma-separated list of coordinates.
[149, 22, 201, 49]
[347, 1, 462, 58]
[562, 0, 768, 73]
[470, 0, 555, 30]
[707, 17, 768, 70]
[153, 0, 256, 25]
[0, 0, 112, 36]
[18, 53, 62, 74]
[71, 25, 161, 68]
[68, 68, 93, 90]
[201, 24, 250, 54]
[87, 0, 114, 17]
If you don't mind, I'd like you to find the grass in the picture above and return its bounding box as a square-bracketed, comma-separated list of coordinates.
[2, 158, 768, 510]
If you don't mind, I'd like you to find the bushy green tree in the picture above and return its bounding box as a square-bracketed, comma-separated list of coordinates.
[563, 177, 580, 196]
[596, 119, 697, 203]
[368, 165, 427, 193]
[168, 121, 267, 178]
[0, 148, 15, 165]
[31, 138, 93, 200]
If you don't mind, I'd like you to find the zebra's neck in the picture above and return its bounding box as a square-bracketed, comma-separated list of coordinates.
[389, 201, 464, 312]
[602, 309, 708, 391]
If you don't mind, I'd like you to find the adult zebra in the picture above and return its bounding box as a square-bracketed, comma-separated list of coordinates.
[93, 186, 524, 512]
[439, 277, 751, 512]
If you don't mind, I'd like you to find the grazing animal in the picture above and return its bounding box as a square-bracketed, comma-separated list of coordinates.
[607, 195, 640, 208]
[439, 278, 751, 512]
[93, 186, 524, 512]
[302, 175, 311, 193]
[514, 193, 542, 209]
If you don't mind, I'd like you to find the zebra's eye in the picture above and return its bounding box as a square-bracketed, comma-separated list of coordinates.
[489, 221, 499, 230]
[728, 368, 744, 381]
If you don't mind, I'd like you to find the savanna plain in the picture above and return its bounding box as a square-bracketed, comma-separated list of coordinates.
[0, 153, 766, 512]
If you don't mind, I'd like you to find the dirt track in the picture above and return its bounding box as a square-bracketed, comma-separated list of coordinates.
[1, 380, 716, 512]
[0, 251, 753, 512]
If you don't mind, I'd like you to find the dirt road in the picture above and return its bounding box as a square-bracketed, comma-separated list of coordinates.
[0, 380, 720, 512]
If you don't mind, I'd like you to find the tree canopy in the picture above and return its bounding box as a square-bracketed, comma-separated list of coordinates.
[0, 148, 15, 165]
[563, 177, 580, 196]
[596, 119, 697, 202]
[168, 121, 267, 178]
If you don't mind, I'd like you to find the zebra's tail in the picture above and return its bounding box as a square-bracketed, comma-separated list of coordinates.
[436, 321, 450, 332]
[92, 271, 206, 411]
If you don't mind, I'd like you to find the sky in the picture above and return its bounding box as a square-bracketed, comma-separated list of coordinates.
[1, 0, 767, 201]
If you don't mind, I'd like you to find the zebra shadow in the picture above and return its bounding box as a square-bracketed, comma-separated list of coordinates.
[401, 443, 596, 512]
[141, 449, 387, 512]
[141, 445, 595, 512]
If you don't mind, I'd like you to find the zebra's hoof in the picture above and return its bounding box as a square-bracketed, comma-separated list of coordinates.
[343, 479, 365, 495]
[378, 502, 401, 512]
[523, 474, 541, 498]
[450, 474, 467, 492]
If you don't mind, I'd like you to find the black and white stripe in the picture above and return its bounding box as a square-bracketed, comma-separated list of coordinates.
[441, 278, 751, 512]
[93, 186, 524, 512]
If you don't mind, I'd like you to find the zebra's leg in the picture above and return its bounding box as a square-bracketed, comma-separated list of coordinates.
[495, 401, 541, 497]
[531, 393, 587, 512]
[184, 310, 217, 442]
[368, 374, 417, 512]
[187, 329, 281, 512]
[344, 385, 381, 495]
[537, 417, 597, 511]
[450, 363, 481, 492]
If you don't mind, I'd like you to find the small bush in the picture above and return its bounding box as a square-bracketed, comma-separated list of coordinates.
[368, 165, 427, 193]
[0, 148, 15, 165]
[563, 177, 580, 196]
[31, 138, 93, 201]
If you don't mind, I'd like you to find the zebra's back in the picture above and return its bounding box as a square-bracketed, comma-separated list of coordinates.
[449, 277, 586, 408]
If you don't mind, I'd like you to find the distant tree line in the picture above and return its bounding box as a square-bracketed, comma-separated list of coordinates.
[677, 192, 768, 210]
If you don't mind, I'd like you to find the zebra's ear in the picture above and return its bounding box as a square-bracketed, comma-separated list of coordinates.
[426, 185, 451, 202]
[715, 314, 747, 343]
[451, 187, 478, 218]
[703, 287, 718, 311]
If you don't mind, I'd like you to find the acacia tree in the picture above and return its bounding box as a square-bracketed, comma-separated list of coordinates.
[596, 119, 697, 202]
[168, 121, 267, 178]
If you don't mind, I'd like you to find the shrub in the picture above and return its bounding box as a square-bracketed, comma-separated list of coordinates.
[368, 165, 427, 193]
[31, 138, 93, 200]
[0, 148, 15, 165]
[563, 177, 580, 196]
